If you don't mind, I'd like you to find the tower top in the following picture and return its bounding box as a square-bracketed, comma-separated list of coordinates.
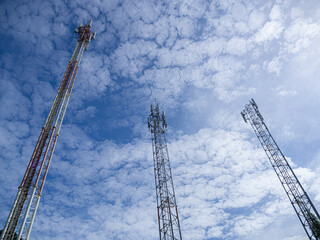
[74, 19, 96, 51]
[148, 101, 167, 131]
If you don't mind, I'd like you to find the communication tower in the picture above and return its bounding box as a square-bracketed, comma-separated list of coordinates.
[241, 99, 320, 239]
[0, 20, 95, 240]
[148, 103, 182, 240]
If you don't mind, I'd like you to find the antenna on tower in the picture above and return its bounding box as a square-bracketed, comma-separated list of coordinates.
[0, 20, 95, 240]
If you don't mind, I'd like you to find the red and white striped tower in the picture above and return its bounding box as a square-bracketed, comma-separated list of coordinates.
[0, 20, 95, 240]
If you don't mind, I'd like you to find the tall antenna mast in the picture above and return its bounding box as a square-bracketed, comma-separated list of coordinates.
[241, 99, 320, 239]
[0, 20, 96, 240]
[148, 102, 183, 240]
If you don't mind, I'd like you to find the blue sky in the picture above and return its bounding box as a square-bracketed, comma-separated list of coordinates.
[1, 0, 320, 239]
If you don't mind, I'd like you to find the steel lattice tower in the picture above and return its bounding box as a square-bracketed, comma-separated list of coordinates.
[0, 20, 95, 240]
[148, 103, 182, 240]
[241, 99, 320, 240]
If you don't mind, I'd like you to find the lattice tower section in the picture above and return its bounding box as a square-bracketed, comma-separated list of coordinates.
[241, 99, 320, 240]
[148, 103, 182, 240]
[0, 20, 96, 240]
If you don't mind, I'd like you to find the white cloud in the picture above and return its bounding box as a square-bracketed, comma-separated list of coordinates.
[225, 37, 247, 56]
[177, 0, 207, 19]
[75, 106, 97, 121]
[284, 18, 320, 53]
[270, 5, 282, 21]
[290, 7, 304, 19]
[75, 52, 112, 100]
[0, 79, 31, 121]
[231, 3, 247, 21]
[156, 38, 225, 68]
[248, 10, 266, 31]
[175, 16, 196, 38]
[254, 20, 283, 42]
[266, 56, 282, 75]
[110, 40, 158, 79]
[278, 90, 297, 97]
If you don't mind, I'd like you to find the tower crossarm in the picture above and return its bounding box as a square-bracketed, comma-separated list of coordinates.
[241, 99, 320, 240]
[148, 103, 182, 240]
[0, 20, 96, 240]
